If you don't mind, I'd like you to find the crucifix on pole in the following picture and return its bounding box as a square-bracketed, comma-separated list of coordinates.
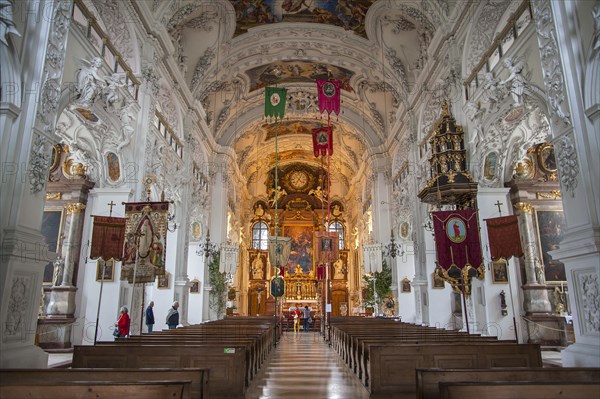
[107, 201, 116, 216]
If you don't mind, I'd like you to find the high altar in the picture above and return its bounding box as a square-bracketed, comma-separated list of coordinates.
[237, 163, 355, 317]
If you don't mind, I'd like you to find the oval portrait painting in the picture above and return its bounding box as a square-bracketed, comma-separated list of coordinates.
[106, 152, 120, 182]
[445, 217, 466, 243]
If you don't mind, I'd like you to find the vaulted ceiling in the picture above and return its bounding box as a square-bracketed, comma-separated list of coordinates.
[150, 0, 447, 197]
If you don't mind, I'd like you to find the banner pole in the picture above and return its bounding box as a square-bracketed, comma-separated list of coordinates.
[93, 258, 106, 344]
[461, 277, 470, 334]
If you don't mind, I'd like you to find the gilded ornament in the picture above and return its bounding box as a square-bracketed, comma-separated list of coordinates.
[514, 201, 533, 214]
[65, 202, 86, 214]
[46, 192, 62, 200]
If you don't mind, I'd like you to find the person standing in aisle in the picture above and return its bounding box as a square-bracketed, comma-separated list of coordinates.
[166, 301, 179, 329]
[145, 301, 155, 333]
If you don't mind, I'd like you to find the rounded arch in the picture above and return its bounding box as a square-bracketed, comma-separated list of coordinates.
[251, 221, 269, 250]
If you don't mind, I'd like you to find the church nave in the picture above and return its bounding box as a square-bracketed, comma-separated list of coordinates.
[245, 332, 370, 399]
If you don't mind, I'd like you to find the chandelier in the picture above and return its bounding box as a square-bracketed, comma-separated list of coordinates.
[196, 230, 218, 258]
[383, 230, 403, 258]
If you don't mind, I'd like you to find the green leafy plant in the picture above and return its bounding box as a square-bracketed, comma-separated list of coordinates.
[208, 253, 227, 319]
[362, 259, 393, 309]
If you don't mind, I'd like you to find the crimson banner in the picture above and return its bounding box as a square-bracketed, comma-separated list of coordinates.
[485, 215, 523, 260]
[90, 216, 126, 261]
[316, 79, 342, 115]
[432, 209, 484, 271]
[313, 231, 339, 266]
[312, 126, 333, 157]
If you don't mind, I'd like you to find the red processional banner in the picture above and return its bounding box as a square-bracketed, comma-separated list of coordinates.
[485, 215, 524, 260]
[316, 79, 342, 115]
[313, 231, 339, 266]
[432, 209, 484, 271]
[312, 126, 333, 157]
[89, 216, 126, 261]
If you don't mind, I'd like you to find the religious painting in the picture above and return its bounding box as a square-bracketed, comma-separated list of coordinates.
[190, 221, 202, 240]
[283, 224, 313, 275]
[230, 0, 374, 38]
[401, 277, 411, 293]
[105, 152, 120, 182]
[246, 60, 354, 92]
[535, 210, 566, 281]
[157, 272, 170, 289]
[190, 279, 200, 294]
[432, 272, 445, 289]
[41, 210, 64, 283]
[75, 107, 99, 123]
[537, 143, 557, 174]
[263, 120, 322, 141]
[96, 258, 114, 282]
[483, 151, 498, 180]
[491, 259, 509, 283]
[399, 221, 410, 240]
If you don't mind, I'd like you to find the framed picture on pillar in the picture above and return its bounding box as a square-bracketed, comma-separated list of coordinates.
[401, 277, 412, 293]
[95, 258, 115, 282]
[491, 259, 509, 284]
[190, 279, 200, 294]
[157, 272, 170, 289]
[432, 272, 445, 288]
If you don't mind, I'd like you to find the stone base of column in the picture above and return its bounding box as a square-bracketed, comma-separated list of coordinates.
[522, 284, 552, 313]
[562, 343, 600, 367]
[36, 315, 75, 352]
[0, 344, 48, 368]
[524, 314, 574, 347]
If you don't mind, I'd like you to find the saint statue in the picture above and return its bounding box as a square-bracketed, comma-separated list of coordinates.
[75, 57, 105, 108]
[294, 264, 303, 275]
[251, 255, 264, 280]
[333, 259, 345, 280]
[500, 57, 526, 106]
[53, 256, 64, 287]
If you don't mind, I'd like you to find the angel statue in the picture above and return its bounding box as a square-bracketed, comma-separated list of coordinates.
[308, 186, 327, 204]
[75, 57, 106, 108]
[103, 73, 125, 109]
[481, 72, 503, 111]
[268, 185, 287, 206]
[500, 57, 526, 106]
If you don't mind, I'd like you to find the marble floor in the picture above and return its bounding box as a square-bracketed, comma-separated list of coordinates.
[245, 331, 371, 399]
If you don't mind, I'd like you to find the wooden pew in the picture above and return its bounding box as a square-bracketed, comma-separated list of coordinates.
[0, 380, 191, 399]
[438, 381, 600, 399]
[0, 368, 208, 399]
[73, 344, 246, 399]
[416, 367, 600, 399]
[367, 342, 542, 395]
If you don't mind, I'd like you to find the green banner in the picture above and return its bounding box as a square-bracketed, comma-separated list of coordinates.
[264, 87, 287, 120]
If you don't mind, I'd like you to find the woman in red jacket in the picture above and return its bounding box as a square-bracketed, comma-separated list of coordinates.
[116, 306, 130, 338]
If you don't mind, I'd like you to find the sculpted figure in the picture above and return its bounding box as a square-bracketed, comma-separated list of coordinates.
[75, 57, 105, 108]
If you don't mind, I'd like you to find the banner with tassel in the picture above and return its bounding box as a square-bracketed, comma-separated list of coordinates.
[264, 87, 287, 121]
[316, 80, 342, 116]
[312, 126, 333, 157]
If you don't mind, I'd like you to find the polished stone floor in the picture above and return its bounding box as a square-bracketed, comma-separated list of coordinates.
[245, 331, 371, 399]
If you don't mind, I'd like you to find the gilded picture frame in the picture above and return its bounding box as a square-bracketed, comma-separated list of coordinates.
[401, 277, 412, 293]
[491, 259, 509, 284]
[190, 279, 200, 294]
[432, 272, 445, 289]
[157, 271, 170, 289]
[96, 258, 115, 282]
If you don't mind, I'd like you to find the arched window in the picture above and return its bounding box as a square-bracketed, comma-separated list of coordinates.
[328, 221, 344, 250]
[252, 222, 269, 250]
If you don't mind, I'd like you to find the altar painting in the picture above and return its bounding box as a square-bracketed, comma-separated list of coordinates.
[535, 210, 566, 281]
[283, 224, 313, 274]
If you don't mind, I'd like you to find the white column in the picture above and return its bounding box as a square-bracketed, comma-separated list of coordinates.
[532, 0, 600, 367]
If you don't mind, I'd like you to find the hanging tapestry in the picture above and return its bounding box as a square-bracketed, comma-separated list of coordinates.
[485, 215, 524, 260]
[90, 216, 126, 261]
[313, 231, 339, 265]
[220, 244, 240, 274]
[363, 243, 383, 273]
[121, 201, 169, 283]
[316, 79, 342, 115]
[432, 209, 484, 273]
[268, 236, 292, 273]
[264, 87, 287, 120]
[312, 126, 333, 157]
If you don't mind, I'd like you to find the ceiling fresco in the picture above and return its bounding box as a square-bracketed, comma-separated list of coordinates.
[263, 120, 331, 141]
[230, 0, 375, 38]
[247, 60, 355, 92]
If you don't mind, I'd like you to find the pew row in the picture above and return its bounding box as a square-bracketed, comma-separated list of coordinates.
[416, 367, 600, 399]
[439, 381, 600, 399]
[0, 368, 208, 399]
[0, 380, 191, 399]
[73, 345, 245, 399]
[367, 342, 542, 395]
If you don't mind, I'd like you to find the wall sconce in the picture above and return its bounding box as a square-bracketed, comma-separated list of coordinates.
[500, 290, 508, 316]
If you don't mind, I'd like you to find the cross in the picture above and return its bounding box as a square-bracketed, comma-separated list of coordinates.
[107, 201, 116, 216]
[494, 200, 503, 216]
